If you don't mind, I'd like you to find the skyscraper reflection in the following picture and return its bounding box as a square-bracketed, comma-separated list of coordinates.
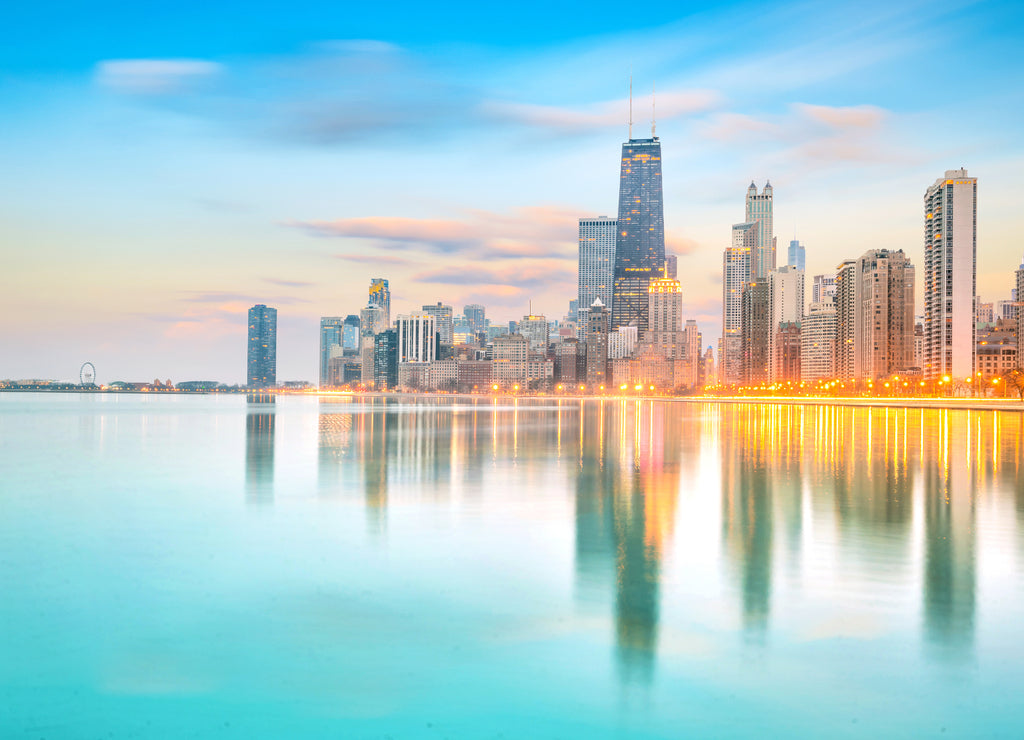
[245, 394, 275, 503]
[572, 399, 681, 683]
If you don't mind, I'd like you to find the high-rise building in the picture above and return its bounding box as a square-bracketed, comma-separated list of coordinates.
[578, 217, 616, 329]
[359, 304, 387, 385]
[665, 255, 678, 279]
[788, 239, 806, 272]
[703, 346, 715, 386]
[812, 274, 837, 303]
[608, 326, 638, 359]
[585, 298, 610, 385]
[646, 277, 683, 358]
[741, 279, 770, 385]
[777, 323, 802, 382]
[1016, 257, 1024, 352]
[681, 319, 701, 387]
[856, 249, 915, 379]
[976, 300, 995, 327]
[464, 304, 486, 332]
[801, 302, 837, 381]
[721, 223, 755, 385]
[923, 169, 977, 380]
[835, 260, 857, 380]
[319, 317, 345, 388]
[768, 266, 804, 382]
[745, 182, 775, 278]
[422, 302, 454, 345]
[611, 136, 665, 331]
[492, 334, 529, 386]
[519, 314, 549, 354]
[247, 304, 277, 388]
[373, 329, 398, 390]
[342, 315, 360, 351]
[369, 278, 391, 328]
[396, 313, 437, 364]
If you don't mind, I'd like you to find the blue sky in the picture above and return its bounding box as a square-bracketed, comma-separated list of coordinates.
[3, 0, 1024, 383]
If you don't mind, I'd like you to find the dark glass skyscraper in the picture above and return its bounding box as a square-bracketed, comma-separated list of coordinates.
[612, 137, 665, 330]
[247, 304, 277, 388]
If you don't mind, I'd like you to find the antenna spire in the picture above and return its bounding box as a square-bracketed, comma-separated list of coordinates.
[651, 81, 656, 137]
[628, 72, 633, 140]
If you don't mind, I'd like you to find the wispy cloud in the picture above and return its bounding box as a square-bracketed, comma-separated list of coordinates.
[95, 59, 222, 95]
[335, 254, 414, 266]
[262, 278, 315, 288]
[180, 291, 310, 305]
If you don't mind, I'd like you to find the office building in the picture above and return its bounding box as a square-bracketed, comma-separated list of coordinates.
[856, 249, 915, 379]
[768, 266, 804, 382]
[373, 329, 398, 390]
[681, 319, 701, 387]
[342, 314, 360, 351]
[741, 279, 770, 385]
[519, 314, 550, 354]
[585, 298, 610, 385]
[777, 323, 802, 382]
[665, 255, 678, 279]
[578, 217, 616, 329]
[492, 334, 529, 386]
[369, 278, 391, 328]
[923, 169, 977, 380]
[422, 302, 454, 345]
[464, 304, 486, 332]
[788, 239, 806, 271]
[611, 136, 665, 331]
[720, 223, 755, 384]
[360, 304, 387, 385]
[976, 300, 995, 327]
[1018, 258, 1024, 350]
[746, 181, 775, 278]
[835, 260, 857, 380]
[396, 313, 437, 364]
[319, 317, 345, 388]
[247, 304, 277, 388]
[608, 326, 639, 359]
[812, 274, 837, 303]
[801, 302, 837, 381]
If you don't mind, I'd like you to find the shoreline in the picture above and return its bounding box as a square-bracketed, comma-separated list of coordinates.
[4, 388, 1023, 412]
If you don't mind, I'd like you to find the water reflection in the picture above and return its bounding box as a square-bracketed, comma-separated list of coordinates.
[306, 397, 1024, 680]
[245, 394, 275, 503]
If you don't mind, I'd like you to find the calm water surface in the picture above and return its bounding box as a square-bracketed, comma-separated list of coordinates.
[2, 393, 1024, 738]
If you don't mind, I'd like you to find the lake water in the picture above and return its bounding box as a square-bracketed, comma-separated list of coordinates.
[2, 393, 1024, 738]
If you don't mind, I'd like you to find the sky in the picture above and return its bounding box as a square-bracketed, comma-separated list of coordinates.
[3, 0, 1024, 384]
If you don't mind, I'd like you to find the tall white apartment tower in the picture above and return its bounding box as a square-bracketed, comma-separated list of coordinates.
[924, 169, 977, 380]
[577, 217, 617, 332]
[767, 265, 805, 381]
[395, 313, 437, 364]
[746, 181, 775, 279]
[721, 222, 755, 384]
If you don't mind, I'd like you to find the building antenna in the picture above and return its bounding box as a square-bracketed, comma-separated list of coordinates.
[651, 81, 656, 137]
[628, 70, 633, 140]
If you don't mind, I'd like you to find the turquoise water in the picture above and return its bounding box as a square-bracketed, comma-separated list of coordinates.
[2, 393, 1023, 738]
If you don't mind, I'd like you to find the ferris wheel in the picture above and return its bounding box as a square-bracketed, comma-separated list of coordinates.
[80, 362, 96, 386]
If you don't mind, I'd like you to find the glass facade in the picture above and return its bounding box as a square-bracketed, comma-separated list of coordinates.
[578, 218, 616, 330]
[246, 304, 277, 388]
[612, 138, 665, 331]
[319, 317, 345, 387]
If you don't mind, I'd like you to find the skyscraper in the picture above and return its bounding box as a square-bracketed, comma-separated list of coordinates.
[519, 314, 549, 354]
[768, 266, 804, 382]
[741, 279, 770, 385]
[856, 249, 915, 379]
[342, 315, 361, 351]
[801, 302, 837, 381]
[835, 260, 858, 380]
[395, 313, 437, 364]
[369, 278, 391, 328]
[720, 223, 755, 385]
[585, 298, 610, 385]
[646, 277, 683, 358]
[464, 304, 486, 332]
[665, 255, 678, 279]
[611, 135, 665, 331]
[1016, 257, 1024, 355]
[578, 217, 616, 329]
[422, 302, 454, 345]
[247, 304, 277, 388]
[924, 169, 977, 380]
[373, 329, 398, 390]
[787, 239, 806, 272]
[811, 274, 837, 303]
[319, 316, 345, 388]
[745, 182, 775, 278]
[360, 304, 387, 386]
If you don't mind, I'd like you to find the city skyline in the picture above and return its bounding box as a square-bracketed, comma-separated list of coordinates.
[4, 1, 1024, 383]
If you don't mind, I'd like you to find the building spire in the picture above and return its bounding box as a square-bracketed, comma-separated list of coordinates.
[651, 81, 656, 137]
[628, 72, 633, 140]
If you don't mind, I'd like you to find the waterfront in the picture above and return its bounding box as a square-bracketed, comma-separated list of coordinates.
[2, 393, 1024, 737]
